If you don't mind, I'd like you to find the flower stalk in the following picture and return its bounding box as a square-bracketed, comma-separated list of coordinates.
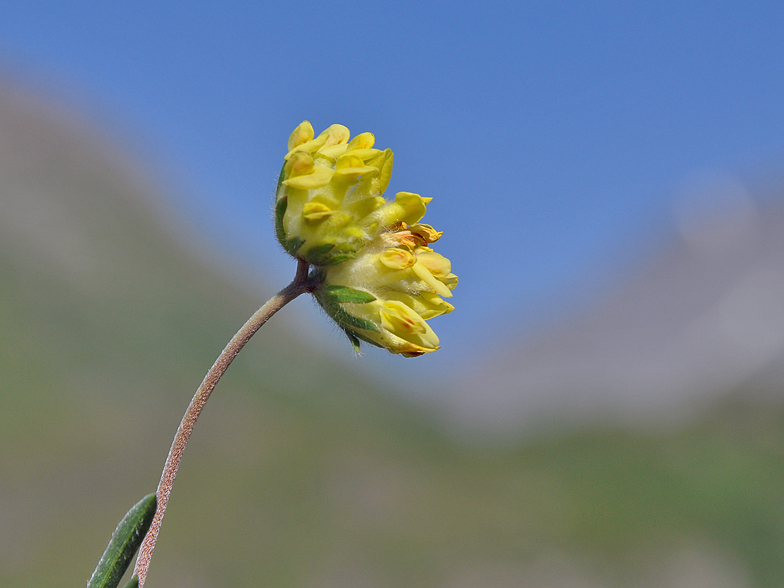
[133, 259, 312, 587]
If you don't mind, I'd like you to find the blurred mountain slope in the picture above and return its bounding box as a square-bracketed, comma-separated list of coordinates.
[1, 79, 784, 588]
[448, 176, 784, 433]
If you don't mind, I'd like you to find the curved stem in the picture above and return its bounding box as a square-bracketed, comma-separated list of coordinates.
[133, 259, 311, 587]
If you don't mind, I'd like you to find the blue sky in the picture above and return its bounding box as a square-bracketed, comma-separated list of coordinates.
[2, 1, 784, 373]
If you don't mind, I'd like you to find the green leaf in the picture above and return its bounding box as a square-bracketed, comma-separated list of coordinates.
[275, 196, 288, 247]
[87, 493, 157, 588]
[304, 242, 336, 265]
[312, 242, 358, 266]
[275, 162, 286, 193]
[315, 292, 379, 334]
[323, 285, 376, 304]
[342, 328, 362, 352]
[122, 576, 140, 588]
[285, 236, 304, 256]
[314, 286, 380, 334]
[334, 309, 379, 333]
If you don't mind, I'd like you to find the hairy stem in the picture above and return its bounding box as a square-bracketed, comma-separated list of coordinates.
[133, 259, 311, 586]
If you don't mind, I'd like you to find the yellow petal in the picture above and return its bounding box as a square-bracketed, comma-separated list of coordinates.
[393, 192, 430, 225]
[335, 154, 379, 180]
[282, 166, 335, 189]
[309, 193, 340, 208]
[378, 300, 440, 348]
[285, 137, 329, 160]
[418, 292, 455, 318]
[288, 121, 314, 151]
[415, 250, 452, 278]
[317, 144, 349, 159]
[412, 260, 453, 298]
[302, 202, 337, 222]
[384, 291, 454, 319]
[380, 301, 427, 336]
[378, 248, 417, 270]
[336, 154, 365, 170]
[347, 132, 375, 150]
[284, 151, 314, 178]
[441, 273, 458, 291]
[335, 166, 379, 179]
[316, 124, 350, 147]
[376, 150, 394, 195]
[346, 148, 382, 162]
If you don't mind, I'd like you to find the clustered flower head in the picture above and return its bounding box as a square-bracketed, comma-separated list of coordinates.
[276, 121, 457, 357]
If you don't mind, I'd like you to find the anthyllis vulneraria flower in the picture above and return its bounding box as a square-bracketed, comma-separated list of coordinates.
[275, 121, 431, 266]
[276, 121, 457, 357]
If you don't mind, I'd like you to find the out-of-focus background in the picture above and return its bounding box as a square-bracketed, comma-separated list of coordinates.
[2, 2, 784, 587]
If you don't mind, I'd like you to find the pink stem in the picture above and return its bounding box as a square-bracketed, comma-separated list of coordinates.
[133, 260, 310, 586]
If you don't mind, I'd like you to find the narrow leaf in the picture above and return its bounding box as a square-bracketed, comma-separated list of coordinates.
[304, 242, 336, 265]
[275, 197, 289, 246]
[275, 162, 286, 193]
[308, 242, 358, 266]
[87, 493, 157, 588]
[322, 253, 356, 264]
[285, 236, 304, 256]
[122, 576, 139, 588]
[315, 290, 379, 333]
[335, 309, 379, 333]
[342, 327, 362, 352]
[323, 285, 376, 304]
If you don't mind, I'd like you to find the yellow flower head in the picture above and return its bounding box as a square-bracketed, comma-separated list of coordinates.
[275, 121, 431, 265]
[313, 223, 457, 357]
[276, 121, 457, 356]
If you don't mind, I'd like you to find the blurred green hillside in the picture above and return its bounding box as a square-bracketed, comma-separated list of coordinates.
[2, 83, 784, 588]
